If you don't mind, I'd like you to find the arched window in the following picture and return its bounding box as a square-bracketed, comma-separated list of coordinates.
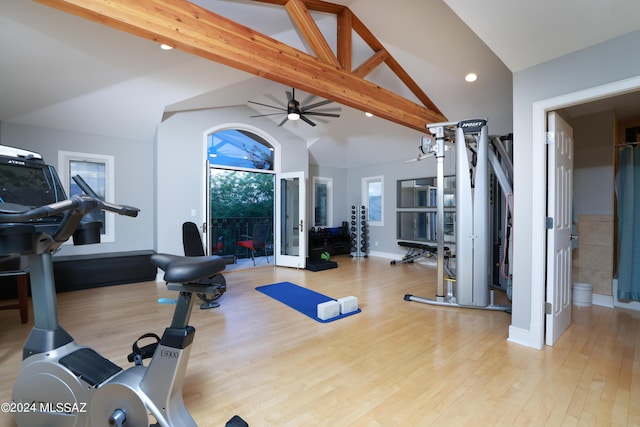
[207, 129, 274, 170]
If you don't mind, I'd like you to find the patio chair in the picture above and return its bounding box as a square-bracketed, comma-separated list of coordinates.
[236, 223, 271, 266]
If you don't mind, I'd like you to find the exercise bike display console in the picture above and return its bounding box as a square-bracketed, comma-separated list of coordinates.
[0, 146, 248, 427]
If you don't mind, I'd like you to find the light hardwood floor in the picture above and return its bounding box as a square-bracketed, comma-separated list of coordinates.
[0, 255, 639, 426]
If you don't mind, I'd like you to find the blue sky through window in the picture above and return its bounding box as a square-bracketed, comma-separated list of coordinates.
[208, 129, 274, 170]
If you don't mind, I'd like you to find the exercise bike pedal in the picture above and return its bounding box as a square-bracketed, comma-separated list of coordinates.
[127, 332, 161, 365]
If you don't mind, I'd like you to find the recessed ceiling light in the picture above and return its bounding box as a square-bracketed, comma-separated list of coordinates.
[465, 73, 478, 83]
[160, 44, 174, 50]
[365, 112, 374, 118]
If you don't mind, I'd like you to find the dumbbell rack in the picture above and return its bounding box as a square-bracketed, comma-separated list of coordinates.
[349, 205, 368, 258]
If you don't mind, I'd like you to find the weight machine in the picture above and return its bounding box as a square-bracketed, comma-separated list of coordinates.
[404, 119, 513, 311]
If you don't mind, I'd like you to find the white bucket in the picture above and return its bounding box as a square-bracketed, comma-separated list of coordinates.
[573, 283, 593, 307]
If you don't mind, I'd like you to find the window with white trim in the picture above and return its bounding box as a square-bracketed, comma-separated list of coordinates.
[362, 175, 383, 226]
[58, 151, 115, 242]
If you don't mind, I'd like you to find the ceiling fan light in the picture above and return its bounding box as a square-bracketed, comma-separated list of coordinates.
[288, 112, 300, 120]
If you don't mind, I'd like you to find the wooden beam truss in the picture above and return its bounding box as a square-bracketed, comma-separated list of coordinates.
[35, 0, 447, 132]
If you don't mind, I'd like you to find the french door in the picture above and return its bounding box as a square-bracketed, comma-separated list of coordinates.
[275, 171, 306, 268]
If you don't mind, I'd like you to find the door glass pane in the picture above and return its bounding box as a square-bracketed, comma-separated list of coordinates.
[280, 176, 300, 256]
[208, 168, 274, 259]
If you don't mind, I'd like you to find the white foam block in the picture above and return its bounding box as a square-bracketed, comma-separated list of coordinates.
[337, 296, 358, 314]
[317, 300, 340, 320]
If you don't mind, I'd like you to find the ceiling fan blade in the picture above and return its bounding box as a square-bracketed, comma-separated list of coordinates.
[277, 116, 289, 127]
[302, 99, 334, 111]
[301, 92, 317, 105]
[303, 111, 341, 118]
[306, 106, 341, 112]
[263, 93, 286, 108]
[248, 100, 286, 111]
[286, 90, 294, 102]
[300, 115, 317, 127]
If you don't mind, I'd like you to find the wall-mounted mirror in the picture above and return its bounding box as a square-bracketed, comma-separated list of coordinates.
[312, 176, 333, 227]
[397, 176, 455, 208]
[397, 212, 456, 243]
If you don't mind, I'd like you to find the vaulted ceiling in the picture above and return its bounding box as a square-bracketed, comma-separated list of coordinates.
[1, 0, 639, 168]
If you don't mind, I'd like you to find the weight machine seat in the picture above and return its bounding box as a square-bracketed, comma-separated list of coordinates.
[151, 253, 226, 284]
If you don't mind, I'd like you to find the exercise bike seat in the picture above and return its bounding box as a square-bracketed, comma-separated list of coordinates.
[151, 253, 226, 283]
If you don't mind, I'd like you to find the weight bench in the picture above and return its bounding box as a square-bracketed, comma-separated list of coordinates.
[390, 241, 448, 265]
[392, 241, 456, 281]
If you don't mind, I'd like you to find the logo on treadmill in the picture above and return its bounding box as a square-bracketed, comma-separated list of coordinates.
[7, 160, 26, 166]
[459, 120, 486, 133]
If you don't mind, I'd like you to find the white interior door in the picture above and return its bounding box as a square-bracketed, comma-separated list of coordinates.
[545, 111, 574, 346]
[275, 171, 306, 268]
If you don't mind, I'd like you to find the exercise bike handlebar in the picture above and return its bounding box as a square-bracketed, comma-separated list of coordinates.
[72, 174, 140, 218]
[0, 173, 139, 223]
[0, 195, 97, 223]
[0, 178, 139, 252]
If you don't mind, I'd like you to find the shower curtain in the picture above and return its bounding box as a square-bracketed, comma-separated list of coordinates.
[616, 146, 640, 302]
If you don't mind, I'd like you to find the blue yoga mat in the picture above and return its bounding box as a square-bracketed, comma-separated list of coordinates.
[256, 282, 361, 323]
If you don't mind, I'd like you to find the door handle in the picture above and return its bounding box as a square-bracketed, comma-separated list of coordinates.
[299, 220, 303, 233]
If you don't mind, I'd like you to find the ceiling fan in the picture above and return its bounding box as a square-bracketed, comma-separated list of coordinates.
[248, 88, 341, 127]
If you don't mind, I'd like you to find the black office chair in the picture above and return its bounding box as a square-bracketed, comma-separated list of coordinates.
[182, 222, 227, 309]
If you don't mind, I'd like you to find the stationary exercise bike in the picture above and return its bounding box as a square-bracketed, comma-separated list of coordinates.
[0, 146, 247, 426]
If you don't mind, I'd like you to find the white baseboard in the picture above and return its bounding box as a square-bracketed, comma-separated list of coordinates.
[508, 325, 541, 350]
[366, 250, 405, 260]
[592, 293, 613, 308]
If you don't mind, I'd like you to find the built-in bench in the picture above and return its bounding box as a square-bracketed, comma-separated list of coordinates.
[52, 250, 157, 293]
[1, 250, 157, 300]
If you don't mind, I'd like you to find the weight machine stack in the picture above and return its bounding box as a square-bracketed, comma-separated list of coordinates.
[349, 205, 368, 258]
[404, 119, 511, 312]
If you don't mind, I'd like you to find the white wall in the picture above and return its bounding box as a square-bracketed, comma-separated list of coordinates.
[511, 29, 640, 348]
[571, 111, 615, 216]
[0, 122, 155, 255]
[155, 106, 308, 256]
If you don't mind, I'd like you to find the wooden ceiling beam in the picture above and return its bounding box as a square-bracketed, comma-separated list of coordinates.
[353, 49, 389, 79]
[284, 0, 341, 68]
[253, 0, 347, 14]
[336, 8, 352, 72]
[35, 0, 447, 131]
